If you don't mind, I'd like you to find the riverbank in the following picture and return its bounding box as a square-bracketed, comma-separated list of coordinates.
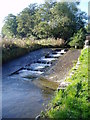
[1, 38, 64, 63]
[41, 48, 89, 119]
[45, 49, 81, 82]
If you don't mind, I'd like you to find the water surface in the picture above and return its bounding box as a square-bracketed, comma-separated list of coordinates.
[2, 48, 55, 118]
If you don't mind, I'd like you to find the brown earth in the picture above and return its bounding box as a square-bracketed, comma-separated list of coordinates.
[45, 49, 81, 82]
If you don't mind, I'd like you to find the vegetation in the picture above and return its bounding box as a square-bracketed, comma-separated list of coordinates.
[1, 38, 64, 63]
[69, 28, 86, 48]
[1, 0, 89, 118]
[1, 0, 87, 63]
[2, 0, 87, 41]
[41, 48, 90, 119]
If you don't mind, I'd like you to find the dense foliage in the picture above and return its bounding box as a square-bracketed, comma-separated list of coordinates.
[2, 0, 87, 41]
[69, 28, 86, 48]
[2, 14, 17, 38]
[41, 48, 89, 119]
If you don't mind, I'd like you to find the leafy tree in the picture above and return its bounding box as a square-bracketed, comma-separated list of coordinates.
[16, 3, 37, 38]
[2, 14, 17, 38]
[33, 0, 56, 39]
[48, 2, 86, 40]
[69, 28, 86, 48]
[33, 21, 50, 39]
[1, 1, 87, 40]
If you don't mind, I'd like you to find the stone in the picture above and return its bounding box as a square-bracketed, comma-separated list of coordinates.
[57, 82, 71, 91]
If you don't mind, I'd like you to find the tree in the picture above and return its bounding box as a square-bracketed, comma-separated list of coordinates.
[16, 3, 37, 38]
[1, 1, 87, 40]
[33, 21, 50, 39]
[48, 1, 86, 40]
[69, 28, 86, 48]
[2, 14, 17, 38]
[33, 0, 56, 39]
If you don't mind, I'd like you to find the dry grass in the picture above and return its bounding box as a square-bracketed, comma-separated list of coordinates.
[1, 38, 64, 63]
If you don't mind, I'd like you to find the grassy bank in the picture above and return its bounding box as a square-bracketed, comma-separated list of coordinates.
[41, 48, 89, 119]
[1, 38, 64, 63]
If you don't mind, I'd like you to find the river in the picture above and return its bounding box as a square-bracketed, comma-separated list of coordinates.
[2, 48, 55, 118]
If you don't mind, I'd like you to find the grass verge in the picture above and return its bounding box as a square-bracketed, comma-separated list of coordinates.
[41, 47, 90, 120]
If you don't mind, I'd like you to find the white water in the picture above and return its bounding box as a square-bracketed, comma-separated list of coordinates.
[56, 49, 66, 54]
[29, 63, 51, 70]
[19, 69, 44, 77]
[40, 56, 56, 62]
[18, 49, 66, 78]
[49, 53, 62, 58]
[3, 48, 55, 118]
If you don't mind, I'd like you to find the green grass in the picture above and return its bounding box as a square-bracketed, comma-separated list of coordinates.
[1, 38, 64, 63]
[41, 48, 90, 120]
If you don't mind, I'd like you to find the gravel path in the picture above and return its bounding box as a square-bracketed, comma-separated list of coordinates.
[45, 49, 81, 82]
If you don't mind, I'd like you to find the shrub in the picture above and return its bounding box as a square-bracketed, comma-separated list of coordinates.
[69, 28, 86, 48]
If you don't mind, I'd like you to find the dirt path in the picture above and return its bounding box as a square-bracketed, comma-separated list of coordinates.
[45, 49, 81, 82]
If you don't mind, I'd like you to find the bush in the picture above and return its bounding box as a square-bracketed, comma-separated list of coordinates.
[69, 29, 86, 48]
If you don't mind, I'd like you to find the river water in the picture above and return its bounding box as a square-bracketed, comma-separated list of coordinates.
[2, 48, 55, 118]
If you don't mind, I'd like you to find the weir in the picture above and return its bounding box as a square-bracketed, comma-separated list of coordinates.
[2, 48, 68, 118]
[11, 49, 68, 79]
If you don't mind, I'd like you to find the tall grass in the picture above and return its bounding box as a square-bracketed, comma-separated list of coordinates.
[1, 38, 64, 63]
